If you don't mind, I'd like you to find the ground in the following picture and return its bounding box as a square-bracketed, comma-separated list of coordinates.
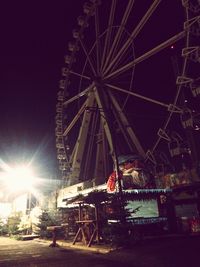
[0, 235, 199, 267]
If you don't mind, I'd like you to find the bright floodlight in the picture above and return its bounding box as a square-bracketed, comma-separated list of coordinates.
[5, 166, 35, 192]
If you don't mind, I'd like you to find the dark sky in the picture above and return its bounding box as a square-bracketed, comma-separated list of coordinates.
[0, 1, 199, 178]
[0, 1, 84, 177]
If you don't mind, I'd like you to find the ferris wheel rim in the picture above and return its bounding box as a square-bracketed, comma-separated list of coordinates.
[150, 4, 194, 156]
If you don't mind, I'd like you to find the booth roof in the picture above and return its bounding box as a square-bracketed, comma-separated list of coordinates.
[63, 188, 172, 205]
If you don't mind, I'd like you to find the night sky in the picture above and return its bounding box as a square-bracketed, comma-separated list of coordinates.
[0, 1, 199, 178]
[0, 1, 84, 177]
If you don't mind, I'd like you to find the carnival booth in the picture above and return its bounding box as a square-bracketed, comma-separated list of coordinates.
[60, 155, 200, 247]
[106, 154, 173, 238]
[62, 188, 172, 246]
[155, 167, 200, 233]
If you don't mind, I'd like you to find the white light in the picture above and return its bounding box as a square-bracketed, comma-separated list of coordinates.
[0, 202, 12, 219]
[4, 166, 35, 193]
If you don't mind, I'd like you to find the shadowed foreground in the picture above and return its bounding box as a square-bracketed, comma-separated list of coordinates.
[0, 235, 199, 267]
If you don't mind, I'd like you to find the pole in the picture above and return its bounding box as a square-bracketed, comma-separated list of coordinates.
[113, 138, 126, 224]
[94, 83, 125, 223]
[108, 94, 125, 224]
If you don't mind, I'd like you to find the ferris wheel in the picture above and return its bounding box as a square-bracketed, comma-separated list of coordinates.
[55, 0, 200, 186]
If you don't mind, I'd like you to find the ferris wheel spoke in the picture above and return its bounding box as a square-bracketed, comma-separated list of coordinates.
[103, 0, 162, 76]
[79, 38, 97, 77]
[63, 84, 94, 106]
[63, 100, 87, 136]
[94, 5, 101, 75]
[100, 0, 117, 73]
[69, 70, 90, 80]
[107, 90, 146, 157]
[104, 31, 186, 80]
[102, 0, 135, 74]
[105, 83, 170, 109]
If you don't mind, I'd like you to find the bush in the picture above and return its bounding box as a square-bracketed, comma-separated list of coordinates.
[102, 223, 130, 246]
[7, 213, 21, 235]
[102, 223, 143, 247]
[32, 209, 62, 239]
[0, 219, 8, 235]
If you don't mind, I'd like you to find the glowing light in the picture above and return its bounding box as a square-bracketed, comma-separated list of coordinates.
[170, 45, 174, 49]
[4, 166, 36, 193]
[13, 194, 28, 212]
[0, 203, 12, 218]
[0, 191, 3, 198]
